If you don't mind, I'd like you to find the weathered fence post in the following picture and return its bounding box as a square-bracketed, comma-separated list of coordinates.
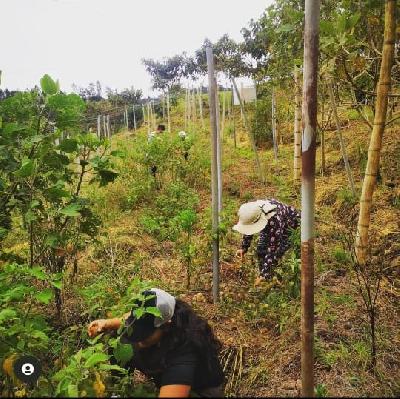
[206, 46, 220, 304]
[301, 0, 320, 396]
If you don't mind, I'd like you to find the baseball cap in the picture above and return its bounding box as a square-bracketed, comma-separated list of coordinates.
[121, 288, 176, 343]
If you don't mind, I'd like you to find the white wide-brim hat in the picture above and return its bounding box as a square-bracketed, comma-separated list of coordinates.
[233, 200, 277, 235]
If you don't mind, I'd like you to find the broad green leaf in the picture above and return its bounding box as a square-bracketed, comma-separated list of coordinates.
[31, 330, 49, 342]
[67, 384, 79, 398]
[51, 280, 63, 290]
[15, 159, 35, 178]
[60, 204, 81, 217]
[0, 308, 17, 322]
[40, 74, 59, 95]
[46, 186, 71, 201]
[58, 139, 78, 153]
[113, 342, 133, 366]
[45, 233, 60, 248]
[29, 266, 47, 281]
[98, 169, 119, 186]
[24, 209, 38, 223]
[99, 363, 127, 373]
[144, 306, 161, 317]
[84, 353, 108, 368]
[34, 289, 54, 304]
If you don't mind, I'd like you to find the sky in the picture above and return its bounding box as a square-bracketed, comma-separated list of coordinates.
[1, 0, 271, 97]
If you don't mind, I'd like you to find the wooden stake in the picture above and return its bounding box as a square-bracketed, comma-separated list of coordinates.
[232, 78, 264, 182]
[167, 91, 171, 133]
[328, 80, 356, 195]
[133, 105, 137, 131]
[198, 87, 205, 129]
[301, 0, 320, 396]
[294, 67, 302, 180]
[97, 115, 101, 138]
[206, 46, 220, 304]
[272, 88, 278, 160]
[215, 83, 223, 213]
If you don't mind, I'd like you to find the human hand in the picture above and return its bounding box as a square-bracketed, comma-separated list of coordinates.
[87, 319, 108, 338]
[235, 249, 245, 261]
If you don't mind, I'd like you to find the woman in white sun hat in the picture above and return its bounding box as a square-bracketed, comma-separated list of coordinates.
[233, 198, 300, 281]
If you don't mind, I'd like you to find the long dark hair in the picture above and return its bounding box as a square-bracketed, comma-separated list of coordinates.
[160, 299, 222, 370]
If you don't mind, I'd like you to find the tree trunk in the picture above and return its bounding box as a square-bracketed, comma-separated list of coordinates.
[328, 81, 356, 195]
[355, 0, 396, 265]
[301, 0, 320, 396]
[294, 67, 302, 180]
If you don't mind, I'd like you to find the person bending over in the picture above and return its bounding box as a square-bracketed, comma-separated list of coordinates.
[233, 198, 300, 283]
[88, 288, 225, 398]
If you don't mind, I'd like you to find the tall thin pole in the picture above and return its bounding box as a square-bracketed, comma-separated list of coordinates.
[232, 78, 264, 183]
[301, 0, 320, 396]
[102, 115, 107, 139]
[221, 89, 226, 136]
[184, 88, 188, 130]
[97, 115, 101, 138]
[142, 105, 146, 128]
[206, 46, 220, 304]
[107, 115, 110, 138]
[215, 83, 223, 213]
[133, 105, 137, 131]
[294, 66, 302, 180]
[272, 88, 278, 160]
[167, 91, 171, 133]
[147, 103, 151, 135]
[328, 81, 356, 195]
[198, 87, 205, 129]
[355, 0, 397, 265]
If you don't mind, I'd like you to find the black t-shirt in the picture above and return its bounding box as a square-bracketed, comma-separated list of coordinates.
[124, 338, 224, 392]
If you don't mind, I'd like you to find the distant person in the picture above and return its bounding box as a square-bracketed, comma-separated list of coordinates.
[147, 124, 166, 178]
[88, 288, 225, 398]
[233, 198, 300, 283]
[178, 130, 189, 160]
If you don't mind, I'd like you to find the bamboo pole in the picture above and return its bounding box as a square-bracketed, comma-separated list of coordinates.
[355, 0, 396, 265]
[206, 46, 220, 304]
[107, 115, 110, 138]
[320, 83, 326, 175]
[301, 0, 320, 396]
[294, 66, 302, 180]
[231, 78, 264, 183]
[142, 105, 146, 128]
[327, 81, 356, 195]
[184, 87, 188, 130]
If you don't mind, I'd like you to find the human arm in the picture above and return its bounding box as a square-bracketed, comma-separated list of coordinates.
[159, 385, 191, 398]
[87, 311, 131, 337]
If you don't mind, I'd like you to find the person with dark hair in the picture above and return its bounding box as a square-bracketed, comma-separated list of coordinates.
[87, 288, 225, 398]
[233, 198, 300, 284]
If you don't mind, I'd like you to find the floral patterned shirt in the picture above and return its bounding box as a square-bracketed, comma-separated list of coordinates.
[241, 199, 300, 279]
